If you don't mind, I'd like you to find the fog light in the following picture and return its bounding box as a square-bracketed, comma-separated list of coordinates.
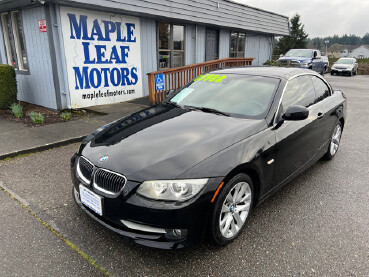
[173, 229, 182, 237]
[164, 229, 188, 240]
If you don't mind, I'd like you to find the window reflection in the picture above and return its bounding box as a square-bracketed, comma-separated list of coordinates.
[282, 76, 316, 109]
[1, 11, 28, 71]
[158, 23, 184, 69]
[13, 11, 28, 70]
[158, 23, 170, 50]
[230, 31, 245, 58]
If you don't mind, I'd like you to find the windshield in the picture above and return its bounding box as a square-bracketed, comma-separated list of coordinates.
[285, 49, 313, 58]
[168, 74, 280, 118]
[336, 59, 354, 64]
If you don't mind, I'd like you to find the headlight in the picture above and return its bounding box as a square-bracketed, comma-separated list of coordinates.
[300, 63, 309, 68]
[137, 179, 209, 202]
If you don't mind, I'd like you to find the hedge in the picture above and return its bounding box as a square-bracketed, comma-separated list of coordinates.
[0, 64, 17, 109]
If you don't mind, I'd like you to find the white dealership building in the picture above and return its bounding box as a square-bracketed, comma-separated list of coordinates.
[0, 0, 289, 109]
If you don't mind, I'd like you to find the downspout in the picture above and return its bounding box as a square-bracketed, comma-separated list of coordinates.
[195, 25, 197, 63]
[45, 3, 62, 110]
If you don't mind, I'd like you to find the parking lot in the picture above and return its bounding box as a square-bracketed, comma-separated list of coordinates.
[0, 75, 368, 277]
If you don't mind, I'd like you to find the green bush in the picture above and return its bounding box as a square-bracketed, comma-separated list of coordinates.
[0, 65, 17, 109]
[263, 60, 284, 67]
[60, 111, 72, 121]
[29, 112, 44, 124]
[10, 103, 23, 118]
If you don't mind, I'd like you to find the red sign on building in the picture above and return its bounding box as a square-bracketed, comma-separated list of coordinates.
[38, 19, 47, 32]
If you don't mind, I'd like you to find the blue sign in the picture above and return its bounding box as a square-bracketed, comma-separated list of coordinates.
[155, 73, 165, 91]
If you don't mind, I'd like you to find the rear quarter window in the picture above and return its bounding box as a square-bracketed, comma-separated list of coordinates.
[310, 76, 330, 103]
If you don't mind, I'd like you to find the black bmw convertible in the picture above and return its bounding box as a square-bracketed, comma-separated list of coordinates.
[71, 67, 346, 249]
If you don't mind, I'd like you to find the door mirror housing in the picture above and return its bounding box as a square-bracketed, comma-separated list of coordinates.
[166, 89, 175, 97]
[282, 105, 309, 121]
[280, 54, 283, 57]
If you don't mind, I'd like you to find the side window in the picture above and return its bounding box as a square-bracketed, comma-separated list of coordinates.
[311, 76, 330, 103]
[281, 76, 315, 111]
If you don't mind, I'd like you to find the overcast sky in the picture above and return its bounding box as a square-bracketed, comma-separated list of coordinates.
[235, 0, 369, 38]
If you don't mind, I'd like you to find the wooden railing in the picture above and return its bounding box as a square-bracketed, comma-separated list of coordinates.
[147, 57, 254, 104]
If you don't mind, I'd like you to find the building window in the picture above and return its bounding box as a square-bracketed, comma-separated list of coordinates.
[1, 11, 28, 71]
[158, 22, 184, 69]
[230, 31, 246, 58]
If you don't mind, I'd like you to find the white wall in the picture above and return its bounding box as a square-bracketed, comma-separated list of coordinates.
[245, 33, 273, 65]
[350, 45, 369, 58]
[18, 6, 57, 109]
[219, 28, 230, 59]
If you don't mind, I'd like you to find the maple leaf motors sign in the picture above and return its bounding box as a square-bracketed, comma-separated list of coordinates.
[60, 7, 143, 108]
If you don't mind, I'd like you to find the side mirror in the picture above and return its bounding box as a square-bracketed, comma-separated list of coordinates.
[282, 105, 309, 121]
[280, 54, 283, 57]
[166, 89, 175, 97]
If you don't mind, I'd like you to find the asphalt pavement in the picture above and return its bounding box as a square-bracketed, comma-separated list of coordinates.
[0, 75, 368, 276]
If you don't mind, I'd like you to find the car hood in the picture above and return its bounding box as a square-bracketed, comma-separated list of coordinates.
[279, 56, 311, 62]
[81, 105, 266, 181]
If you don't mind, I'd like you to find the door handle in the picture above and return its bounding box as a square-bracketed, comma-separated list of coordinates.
[317, 112, 324, 119]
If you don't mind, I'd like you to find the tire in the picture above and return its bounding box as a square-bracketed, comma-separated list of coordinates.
[323, 122, 343, 160]
[210, 173, 254, 246]
[349, 71, 353, 76]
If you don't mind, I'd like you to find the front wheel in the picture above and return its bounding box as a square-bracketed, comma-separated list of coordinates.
[323, 122, 343, 160]
[210, 173, 253, 245]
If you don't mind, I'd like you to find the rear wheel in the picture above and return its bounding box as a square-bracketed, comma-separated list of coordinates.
[211, 173, 253, 245]
[323, 122, 343, 160]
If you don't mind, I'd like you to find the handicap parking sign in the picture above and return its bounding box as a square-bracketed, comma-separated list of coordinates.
[155, 73, 165, 91]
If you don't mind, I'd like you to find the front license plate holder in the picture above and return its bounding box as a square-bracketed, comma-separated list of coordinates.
[79, 185, 103, 216]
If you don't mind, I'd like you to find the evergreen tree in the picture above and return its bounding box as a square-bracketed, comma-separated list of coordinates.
[361, 33, 369, 45]
[274, 14, 308, 55]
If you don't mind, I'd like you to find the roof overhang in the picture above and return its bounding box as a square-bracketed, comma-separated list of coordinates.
[0, 0, 290, 36]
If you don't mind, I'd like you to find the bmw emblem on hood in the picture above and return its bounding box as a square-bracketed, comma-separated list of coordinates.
[99, 156, 108, 162]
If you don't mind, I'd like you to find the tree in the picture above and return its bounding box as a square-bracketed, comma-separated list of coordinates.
[362, 33, 369, 45]
[274, 14, 308, 55]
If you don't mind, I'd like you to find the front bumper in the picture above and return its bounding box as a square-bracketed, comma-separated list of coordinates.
[331, 68, 352, 74]
[71, 154, 223, 249]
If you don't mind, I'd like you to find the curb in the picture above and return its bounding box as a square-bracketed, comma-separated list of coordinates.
[0, 135, 86, 161]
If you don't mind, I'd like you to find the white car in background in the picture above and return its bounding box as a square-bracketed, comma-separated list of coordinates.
[331, 58, 358, 76]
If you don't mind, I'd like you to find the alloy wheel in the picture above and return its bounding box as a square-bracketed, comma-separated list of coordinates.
[330, 124, 342, 156]
[219, 181, 252, 239]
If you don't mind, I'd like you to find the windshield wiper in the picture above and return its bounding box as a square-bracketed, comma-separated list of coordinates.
[184, 106, 230, 117]
[164, 101, 180, 108]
